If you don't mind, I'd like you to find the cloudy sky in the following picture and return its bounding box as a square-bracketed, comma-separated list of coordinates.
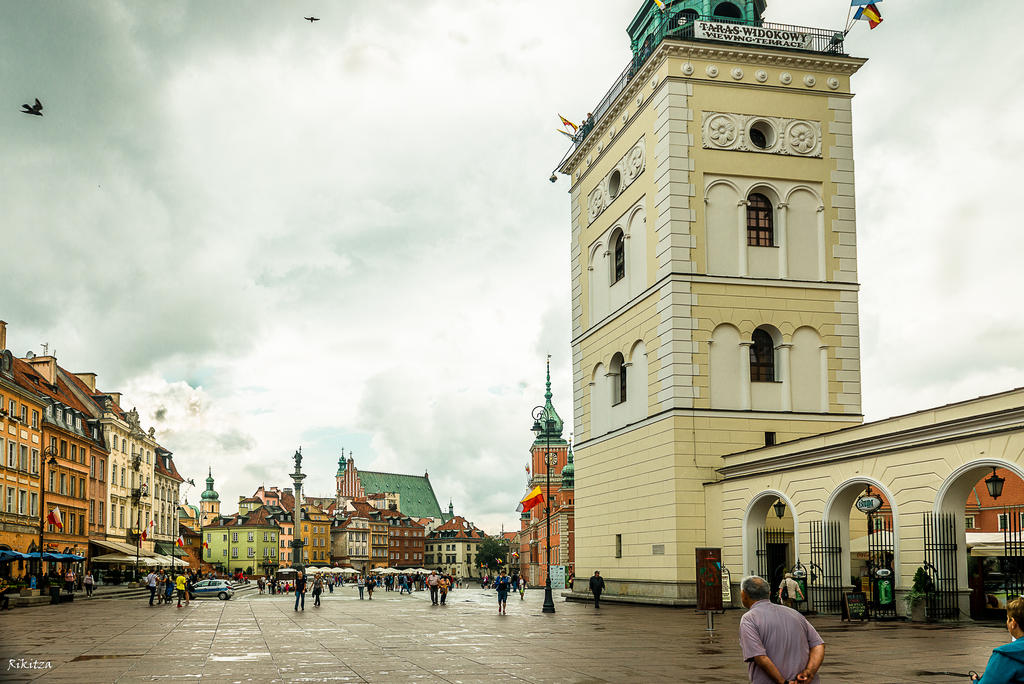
[3, 1, 1022, 534]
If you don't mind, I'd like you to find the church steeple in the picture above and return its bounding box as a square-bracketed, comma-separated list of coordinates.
[533, 356, 566, 447]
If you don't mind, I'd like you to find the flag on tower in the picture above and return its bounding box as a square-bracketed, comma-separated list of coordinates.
[853, 3, 883, 28]
[653, 0, 666, 10]
[176, 535, 185, 548]
[558, 114, 578, 132]
[46, 506, 63, 530]
[516, 486, 544, 513]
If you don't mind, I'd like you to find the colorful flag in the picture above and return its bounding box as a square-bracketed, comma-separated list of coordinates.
[141, 519, 154, 541]
[853, 3, 883, 28]
[653, 0, 666, 9]
[46, 506, 63, 530]
[556, 129, 576, 141]
[558, 114, 578, 132]
[850, 0, 882, 5]
[524, 464, 530, 475]
[176, 535, 185, 548]
[202, 541, 209, 549]
[516, 486, 544, 513]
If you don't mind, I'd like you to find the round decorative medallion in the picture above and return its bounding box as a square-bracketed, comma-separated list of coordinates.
[785, 121, 818, 155]
[779, 72, 792, 85]
[628, 146, 644, 177]
[636, 94, 643, 106]
[682, 62, 694, 76]
[705, 113, 737, 147]
[651, 76, 659, 89]
[755, 69, 768, 83]
[827, 77, 840, 90]
[622, 111, 629, 123]
[609, 126, 616, 138]
[803, 74, 816, 87]
[731, 67, 743, 80]
[706, 64, 719, 78]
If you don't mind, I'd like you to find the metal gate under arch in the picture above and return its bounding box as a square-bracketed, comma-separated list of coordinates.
[924, 512, 959, 620]
[755, 526, 791, 600]
[806, 520, 843, 614]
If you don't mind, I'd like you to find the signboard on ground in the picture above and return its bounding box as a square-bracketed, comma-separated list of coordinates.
[841, 591, 868, 621]
[549, 565, 565, 590]
[693, 20, 814, 50]
[696, 547, 724, 612]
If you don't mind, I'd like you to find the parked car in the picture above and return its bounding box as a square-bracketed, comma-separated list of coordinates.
[192, 579, 235, 600]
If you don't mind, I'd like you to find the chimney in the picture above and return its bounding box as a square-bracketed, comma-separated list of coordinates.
[25, 356, 57, 386]
[108, 392, 122, 406]
[75, 372, 97, 393]
[0, 320, 6, 351]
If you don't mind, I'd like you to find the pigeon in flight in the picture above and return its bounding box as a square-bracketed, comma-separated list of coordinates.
[21, 98, 43, 116]
[304, 16, 320, 22]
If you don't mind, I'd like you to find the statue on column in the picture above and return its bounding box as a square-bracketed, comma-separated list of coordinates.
[293, 446, 302, 470]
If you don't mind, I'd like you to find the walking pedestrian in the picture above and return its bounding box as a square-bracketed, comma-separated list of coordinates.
[519, 576, 526, 600]
[312, 575, 323, 607]
[294, 571, 306, 611]
[971, 597, 1024, 682]
[164, 573, 174, 605]
[83, 571, 94, 597]
[156, 571, 166, 605]
[777, 572, 803, 609]
[739, 575, 824, 684]
[439, 575, 449, 605]
[258, 577, 265, 594]
[64, 568, 76, 595]
[175, 573, 188, 607]
[0, 576, 10, 611]
[589, 570, 605, 609]
[328, 575, 334, 594]
[357, 574, 365, 599]
[427, 570, 440, 605]
[145, 570, 158, 606]
[367, 576, 376, 600]
[495, 569, 511, 615]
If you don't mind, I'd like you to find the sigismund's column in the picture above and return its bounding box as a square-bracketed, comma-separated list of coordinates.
[290, 448, 306, 571]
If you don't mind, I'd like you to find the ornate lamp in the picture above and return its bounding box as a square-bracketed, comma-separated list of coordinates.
[986, 467, 1006, 500]
[772, 499, 786, 519]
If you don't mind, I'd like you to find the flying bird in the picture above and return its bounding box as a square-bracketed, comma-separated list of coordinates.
[20, 98, 43, 116]
[304, 16, 320, 22]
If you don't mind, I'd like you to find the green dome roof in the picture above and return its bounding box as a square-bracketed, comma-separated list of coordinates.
[532, 358, 567, 448]
[200, 468, 219, 501]
[561, 448, 574, 489]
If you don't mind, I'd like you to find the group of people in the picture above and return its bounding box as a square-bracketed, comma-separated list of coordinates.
[144, 568, 198, 608]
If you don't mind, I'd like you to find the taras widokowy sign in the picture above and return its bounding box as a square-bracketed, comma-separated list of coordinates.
[693, 21, 814, 50]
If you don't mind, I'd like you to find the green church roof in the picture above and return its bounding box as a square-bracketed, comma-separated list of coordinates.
[533, 357, 567, 448]
[358, 470, 443, 520]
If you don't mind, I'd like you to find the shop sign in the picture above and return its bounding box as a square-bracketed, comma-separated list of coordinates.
[855, 494, 883, 514]
[693, 20, 814, 50]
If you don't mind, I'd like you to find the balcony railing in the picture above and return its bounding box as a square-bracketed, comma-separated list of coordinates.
[562, 15, 846, 156]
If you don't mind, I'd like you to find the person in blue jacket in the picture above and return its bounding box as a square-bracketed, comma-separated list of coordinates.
[973, 597, 1024, 682]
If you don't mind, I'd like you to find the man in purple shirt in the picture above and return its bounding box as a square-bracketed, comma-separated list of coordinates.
[739, 575, 825, 684]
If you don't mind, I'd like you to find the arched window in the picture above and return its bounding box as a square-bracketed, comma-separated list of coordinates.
[746, 193, 774, 247]
[679, 8, 699, 24]
[610, 353, 627, 404]
[750, 328, 775, 382]
[713, 2, 743, 19]
[612, 231, 626, 283]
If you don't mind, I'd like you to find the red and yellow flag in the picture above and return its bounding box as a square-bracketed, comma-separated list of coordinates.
[176, 535, 185, 548]
[516, 486, 544, 513]
[854, 3, 882, 29]
[558, 114, 578, 132]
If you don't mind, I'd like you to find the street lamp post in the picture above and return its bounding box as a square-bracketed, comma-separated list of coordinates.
[531, 404, 556, 614]
[38, 445, 59, 580]
[133, 482, 148, 580]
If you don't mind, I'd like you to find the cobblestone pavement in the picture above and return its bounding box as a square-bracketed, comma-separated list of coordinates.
[0, 586, 1009, 683]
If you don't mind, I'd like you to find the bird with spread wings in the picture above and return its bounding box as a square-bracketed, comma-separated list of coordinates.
[21, 98, 43, 116]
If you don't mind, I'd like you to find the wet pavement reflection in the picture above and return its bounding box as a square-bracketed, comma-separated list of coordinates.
[0, 586, 1007, 682]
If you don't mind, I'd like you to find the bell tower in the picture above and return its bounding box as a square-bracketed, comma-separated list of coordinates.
[560, 0, 865, 602]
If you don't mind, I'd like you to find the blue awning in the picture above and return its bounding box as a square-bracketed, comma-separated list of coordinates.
[0, 550, 29, 561]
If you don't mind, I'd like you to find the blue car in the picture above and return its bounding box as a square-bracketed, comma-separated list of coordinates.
[192, 579, 235, 600]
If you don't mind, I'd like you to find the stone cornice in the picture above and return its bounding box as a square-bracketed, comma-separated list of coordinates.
[561, 39, 865, 177]
[715, 404, 1024, 480]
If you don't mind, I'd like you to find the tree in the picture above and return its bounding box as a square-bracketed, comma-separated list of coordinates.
[476, 537, 510, 572]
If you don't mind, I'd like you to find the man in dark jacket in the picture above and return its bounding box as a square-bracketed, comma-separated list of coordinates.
[589, 570, 605, 609]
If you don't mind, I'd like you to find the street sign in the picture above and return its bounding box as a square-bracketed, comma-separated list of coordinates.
[855, 494, 883, 514]
[696, 548, 723, 612]
[549, 565, 565, 590]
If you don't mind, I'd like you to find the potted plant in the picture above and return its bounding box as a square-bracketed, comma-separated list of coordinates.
[903, 567, 933, 621]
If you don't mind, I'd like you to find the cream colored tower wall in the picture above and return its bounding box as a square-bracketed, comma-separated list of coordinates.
[565, 37, 865, 602]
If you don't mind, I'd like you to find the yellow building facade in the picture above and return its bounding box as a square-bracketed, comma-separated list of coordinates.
[562, 4, 865, 602]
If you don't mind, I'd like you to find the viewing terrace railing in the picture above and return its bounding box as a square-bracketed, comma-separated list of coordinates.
[559, 16, 846, 164]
